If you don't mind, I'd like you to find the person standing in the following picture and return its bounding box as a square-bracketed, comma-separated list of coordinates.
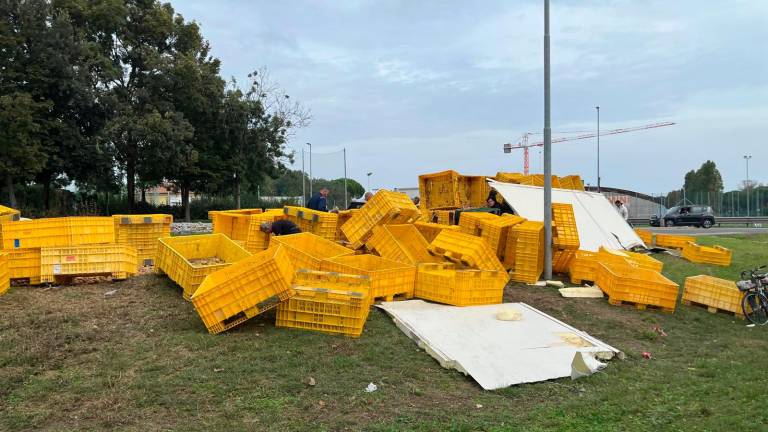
[615, 200, 629, 221]
[307, 187, 330, 212]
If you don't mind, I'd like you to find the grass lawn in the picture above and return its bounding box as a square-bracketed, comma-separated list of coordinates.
[1, 234, 767, 431]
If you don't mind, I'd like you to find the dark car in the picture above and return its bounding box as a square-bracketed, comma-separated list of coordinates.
[650, 205, 715, 228]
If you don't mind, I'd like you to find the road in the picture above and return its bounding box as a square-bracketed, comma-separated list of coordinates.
[644, 226, 768, 236]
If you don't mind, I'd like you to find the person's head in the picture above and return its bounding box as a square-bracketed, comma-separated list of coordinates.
[320, 187, 330, 197]
[364, 191, 373, 201]
[615, 200, 622, 207]
[487, 197, 497, 207]
[259, 222, 273, 234]
[412, 196, 420, 206]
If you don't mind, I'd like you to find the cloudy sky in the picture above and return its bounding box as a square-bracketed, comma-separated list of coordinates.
[173, 0, 767, 194]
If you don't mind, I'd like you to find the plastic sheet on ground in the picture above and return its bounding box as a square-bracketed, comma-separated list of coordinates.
[488, 180, 644, 251]
[377, 300, 621, 389]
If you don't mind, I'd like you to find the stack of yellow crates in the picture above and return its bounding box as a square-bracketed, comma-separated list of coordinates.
[458, 213, 525, 259]
[415, 262, 506, 306]
[341, 190, 420, 249]
[505, 221, 544, 283]
[283, 206, 338, 241]
[113, 214, 172, 266]
[210, 208, 284, 253]
[551, 203, 579, 273]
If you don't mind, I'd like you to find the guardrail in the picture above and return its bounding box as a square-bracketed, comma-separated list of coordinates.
[630, 216, 768, 227]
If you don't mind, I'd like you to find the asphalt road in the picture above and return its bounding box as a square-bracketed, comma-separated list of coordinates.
[644, 226, 768, 236]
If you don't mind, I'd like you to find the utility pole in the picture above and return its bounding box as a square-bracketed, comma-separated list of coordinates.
[744, 155, 752, 217]
[343, 148, 348, 209]
[367, 172, 373, 192]
[301, 148, 306, 206]
[306, 142, 313, 197]
[543, 0, 552, 280]
[596, 106, 600, 193]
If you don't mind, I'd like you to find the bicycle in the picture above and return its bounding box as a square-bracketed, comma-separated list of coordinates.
[737, 265, 768, 325]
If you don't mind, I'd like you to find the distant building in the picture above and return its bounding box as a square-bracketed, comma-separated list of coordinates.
[394, 187, 419, 199]
[141, 184, 200, 206]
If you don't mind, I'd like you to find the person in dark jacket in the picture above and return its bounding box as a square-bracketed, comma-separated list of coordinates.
[260, 220, 301, 236]
[487, 191, 514, 215]
[307, 187, 330, 212]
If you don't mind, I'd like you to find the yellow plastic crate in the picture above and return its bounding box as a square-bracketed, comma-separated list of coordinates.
[276, 269, 371, 337]
[560, 175, 584, 191]
[552, 250, 575, 274]
[415, 263, 506, 306]
[552, 203, 579, 249]
[504, 221, 544, 283]
[596, 262, 679, 312]
[156, 234, 252, 299]
[0, 252, 9, 296]
[284, 206, 339, 241]
[39, 244, 138, 283]
[682, 275, 743, 317]
[459, 175, 491, 208]
[655, 233, 695, 250]
[322, 254, 417, 301]
[681, 242, 732, 266]
[365, 224, 441, 265]
[419, 170, 462, 209]
[112, 214, 172, 266]
[459, 213, 525, 258]
[567, 250, 598, 284]
[210, 210, 284, 253]
[429, 209, 457, 225]
[270, 232, 355, 271]
[597, 247, 664, 273]
[428, 229, 507, 274]
[340, 190, 420, 249]
[0, 204, 20, 222]
[209, 208, 263, 231]
[634, 228, 653, 245]
[336, 209, 358, 241]
[1, 217, 114, 249]
[413, 221, 462, 243]
[6, 248, 41, 285]
[192, 246, 295, 334]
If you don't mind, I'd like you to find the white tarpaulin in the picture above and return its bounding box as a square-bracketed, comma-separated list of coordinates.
[488, 180, 645, 251]
[377, 300, 621, 390]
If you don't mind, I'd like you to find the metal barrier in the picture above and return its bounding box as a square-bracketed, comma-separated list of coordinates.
[630, 217, 768, 226]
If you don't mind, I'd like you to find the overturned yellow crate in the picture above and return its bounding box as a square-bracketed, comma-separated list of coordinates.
[551, 203, 579, 272]
[415, 263, 506, 306]
[414, 221, 462, 243]
[6, 248, 41, 285]
[567, 250, 598, 285]
[634, 228, 653, 245]
[596, 262, 679, 312]
[336, 209, 358, 241]
[682, 275, 743, 318]
[682, 242, 732, 266]
[459, 213, 525, 259]
[0, 252, 9, 296]
[365, 224, 441, 265]
[655, 233, 695, 250]
[276, 269, 371, 337]
[192, 246, 296, 334]
[597, 247, 664, 273]
[210, 210, 284, 253]
[271, 232, 354, 271]
[284, 206, 339, 241]
[341, 190, 420, 249]
[505, 221, 544, 283]
[1, 216, 114, 249]
[560, 175, 584, 191]
[0, 204, 20, 222]
[112, 214, 172, 266]
[156, 234, 252, 299]
[209, 208, 263, 232]
[39, 244, 138, 283]
[322, 254, 417, 302]
[428, 229, 506, 273]
[429, 209, 457, 225]
[418, 170, 462, 209]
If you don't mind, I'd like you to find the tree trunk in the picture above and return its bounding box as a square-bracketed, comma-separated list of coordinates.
[42, 178, 51, 211]
[5, 175, 17, 208]
[141, 187, 146, 204]
[234, 174, 241, 209]
[126, 157, 136, 213]
[182, 185, 191, 222]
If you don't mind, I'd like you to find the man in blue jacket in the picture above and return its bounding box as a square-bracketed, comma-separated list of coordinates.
[307, 187, 330, 212]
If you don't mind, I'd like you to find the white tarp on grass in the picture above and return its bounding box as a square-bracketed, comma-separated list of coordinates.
[488, 180, 645, 251]
[377, 300, 621, 390]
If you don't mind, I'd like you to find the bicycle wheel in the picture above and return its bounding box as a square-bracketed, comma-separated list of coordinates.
[742, 292, 768, 325]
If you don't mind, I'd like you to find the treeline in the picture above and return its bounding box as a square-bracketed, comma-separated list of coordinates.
[0, 0, 309, 220]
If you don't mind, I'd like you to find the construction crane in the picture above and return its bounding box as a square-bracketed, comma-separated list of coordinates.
[503, 121, 675, 175]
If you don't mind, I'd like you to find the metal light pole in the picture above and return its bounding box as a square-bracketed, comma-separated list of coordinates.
[596, 106, 600, 193]
[343, 148, 348, 209]
[306, 142, 313, 197]
[367, 172, 373, 192]
[744, 155, 752, 216]
[543, 0, 553, 280]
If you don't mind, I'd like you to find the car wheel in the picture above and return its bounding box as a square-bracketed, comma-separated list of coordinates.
[665, 219, 674, 227]
[702, 219, 713, 229]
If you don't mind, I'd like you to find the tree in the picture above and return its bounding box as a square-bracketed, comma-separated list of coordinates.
[683, 160, 723, 195]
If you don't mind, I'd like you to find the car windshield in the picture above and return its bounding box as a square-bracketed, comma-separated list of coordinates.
[664, 206, 679, 216]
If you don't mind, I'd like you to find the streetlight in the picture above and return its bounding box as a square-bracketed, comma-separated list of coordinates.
[306, 142, 312, 196]
[744, 155, 752, 216]
[543, 0, 552, 279]
[366, 172, 373, 192]
[596, 106, 600, 193]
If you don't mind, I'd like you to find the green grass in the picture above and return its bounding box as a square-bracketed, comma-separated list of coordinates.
[1, 235, 768, 431]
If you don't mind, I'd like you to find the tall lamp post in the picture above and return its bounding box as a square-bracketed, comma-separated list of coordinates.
[366, 172, 373, 192]
[596, 106, 601, 193]
[543, 0, 552, 280]
[306, 142, 313, 197]
[744, 155, 752, 216]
